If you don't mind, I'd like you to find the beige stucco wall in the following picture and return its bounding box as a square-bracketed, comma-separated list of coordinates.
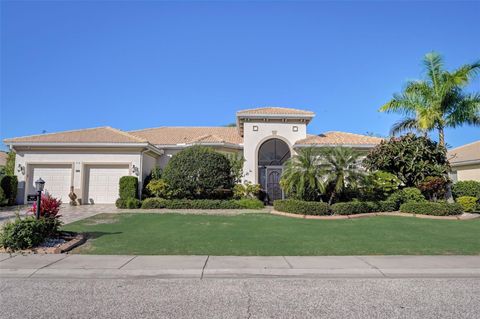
[14, 148, 143, 204]
[242, 122, 307, 184]
[453, 164, 480, 182]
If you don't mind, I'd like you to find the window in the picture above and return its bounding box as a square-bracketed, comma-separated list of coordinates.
[292, 126, 298, 132]
[258, 138, 291, 166]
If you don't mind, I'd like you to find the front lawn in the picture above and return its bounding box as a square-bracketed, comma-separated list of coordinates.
[63, 213, 480, 255]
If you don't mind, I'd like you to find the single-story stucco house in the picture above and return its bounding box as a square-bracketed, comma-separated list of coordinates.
[448, 140, 480, 182]
[4, 107, 383, 204]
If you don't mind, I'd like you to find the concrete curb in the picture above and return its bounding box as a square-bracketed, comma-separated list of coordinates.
[2, 254, 480, 279]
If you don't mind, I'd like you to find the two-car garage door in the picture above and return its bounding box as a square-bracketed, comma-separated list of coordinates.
[85, 165, 130, 204]
[29, 164, 130, 204]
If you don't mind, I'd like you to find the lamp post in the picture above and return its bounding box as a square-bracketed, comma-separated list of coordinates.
[34, 178, 45, 219]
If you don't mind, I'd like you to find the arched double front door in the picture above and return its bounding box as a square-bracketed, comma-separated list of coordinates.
[258, 138, 291, 203]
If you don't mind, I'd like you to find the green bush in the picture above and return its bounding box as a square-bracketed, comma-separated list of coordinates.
[163, 146, 233, 199]
[0, 216, 61, 251]
[452, 181, 480, 199]
[119, 176, 138, 200]
[363, 171, 402, 200]
[140, 198, 263, 210]
[377, 200, 399, 212]
[273, 199, 330, 216]
[331, 202, 371, 215]
[115, 198, 142, 209]
[456, 196, 478, 213]
[0, 187, 6, 206]
[233, 182, 261, 199]
[400, 202, 463, 216]
[146, 179, 171, 198]
[387, 187, 426, 206]
[0, 175, 18, 206]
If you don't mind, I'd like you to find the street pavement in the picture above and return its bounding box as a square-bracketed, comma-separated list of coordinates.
[1, 255, 480, 318]
[1, 277, 479, 318]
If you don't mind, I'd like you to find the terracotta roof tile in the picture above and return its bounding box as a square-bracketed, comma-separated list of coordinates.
[236, 107, 315, 116]
[448, 140, 480, 165]
[294, 131, 384, 146]
[3, 127, 147, 144]
[130, 127, 243, 145]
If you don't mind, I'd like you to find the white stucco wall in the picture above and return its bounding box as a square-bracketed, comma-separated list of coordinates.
[242, 122, 307, 184]
[453, 164, 480, 182]
[14, 149, 143, 204]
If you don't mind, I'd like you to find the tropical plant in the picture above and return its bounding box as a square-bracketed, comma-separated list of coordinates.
[456, 196, 478, 213]
[417, 176, 449, 201]
[233, 182, 260, 199]
[280, 147, 324, 201]
[317, 147, 365, 205]
[380, 52, 480, 148]
[29, 194, 62, 218]
[364, 134, 449, 186]
[362, 171, 402, 200]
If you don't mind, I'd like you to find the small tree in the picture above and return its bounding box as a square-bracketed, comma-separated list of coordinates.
[5, 152, 15, 176]
[364, 134, 449, 187]
[163, 146, 233, 199]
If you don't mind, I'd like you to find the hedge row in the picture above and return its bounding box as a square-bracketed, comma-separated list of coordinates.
[273, 199, 464, 216]
[400, 202, 464, 216]
[273, 200, 330, 215]
[116, 198, 265, 210]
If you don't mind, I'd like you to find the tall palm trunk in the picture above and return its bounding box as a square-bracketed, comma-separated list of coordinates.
[438, 126, 445, 148]
[328, 191, 336, 205]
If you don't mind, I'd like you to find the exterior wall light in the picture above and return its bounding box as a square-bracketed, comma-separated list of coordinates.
[292, 126, 298, 132]
[253, 125, 258, 131]
[17, 164, 25, 175]
[131, 165, 139, 175]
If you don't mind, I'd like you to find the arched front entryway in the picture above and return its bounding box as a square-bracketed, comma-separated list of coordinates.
[257, 138, 291, 203]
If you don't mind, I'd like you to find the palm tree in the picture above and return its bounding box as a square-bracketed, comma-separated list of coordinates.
[317, 147, 365, 205]
[380, 52, 480, 148]
[280, 147, 325, 201]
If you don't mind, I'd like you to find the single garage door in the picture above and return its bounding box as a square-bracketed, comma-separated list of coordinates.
[85, 165, 130, 204]
[30, 164, 73, 202]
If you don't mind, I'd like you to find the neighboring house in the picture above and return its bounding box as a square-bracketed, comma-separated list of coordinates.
[3, 107, 383, 204]
[448, 140, 480, 182]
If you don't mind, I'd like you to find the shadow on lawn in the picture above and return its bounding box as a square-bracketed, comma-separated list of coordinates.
[87, 231, 123, 239]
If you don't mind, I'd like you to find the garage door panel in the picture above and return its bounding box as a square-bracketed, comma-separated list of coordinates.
[30, 165, 72, 202]
[86, 165, 130, 204]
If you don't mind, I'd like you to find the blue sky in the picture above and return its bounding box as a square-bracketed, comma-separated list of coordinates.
[1, 1, 479, 151]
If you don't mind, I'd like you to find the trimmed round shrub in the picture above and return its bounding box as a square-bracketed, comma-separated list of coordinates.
[119, 176, 138, 199]
[387, 187, 426, 206]
[452, 181, 480, 199]
[141, 198, 168, 209]
[273, 199, 330, 216]
[331, 202, 370, 215]
[0, 175, 18, 206]
[234, 198, 264, 209]
[163, 146, 233, 199]
[456, 196, 478, 213]
[399, 202, 463, 216]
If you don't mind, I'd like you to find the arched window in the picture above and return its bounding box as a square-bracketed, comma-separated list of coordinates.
[257, 138, 291, 166]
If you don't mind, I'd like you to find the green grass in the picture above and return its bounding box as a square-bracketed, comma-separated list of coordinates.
[63, 213, 480, 255]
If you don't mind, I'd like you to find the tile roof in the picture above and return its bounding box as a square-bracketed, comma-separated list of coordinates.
[294, 131, 384, 146]
[3, 127, 147, 144]
[129, 127, 243, 145]
[236, 107, 315, 116]
[448, 140, 480, 165]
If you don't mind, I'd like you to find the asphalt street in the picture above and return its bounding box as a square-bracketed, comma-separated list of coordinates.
[1, 277, 479, 319]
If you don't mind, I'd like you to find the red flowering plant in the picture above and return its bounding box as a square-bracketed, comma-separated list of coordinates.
[29, 194, 62, 219]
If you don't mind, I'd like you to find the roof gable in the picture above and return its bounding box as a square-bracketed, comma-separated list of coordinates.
[448, 140, 480, 164]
